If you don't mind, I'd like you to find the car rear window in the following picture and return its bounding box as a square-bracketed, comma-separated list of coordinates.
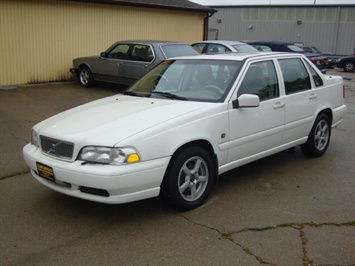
[161, 45, 198, 58]
[232, 44, 258, 52]
[286, 45, 306, 52]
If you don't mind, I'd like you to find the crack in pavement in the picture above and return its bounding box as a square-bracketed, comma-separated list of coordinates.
[178, 215, 355, 266]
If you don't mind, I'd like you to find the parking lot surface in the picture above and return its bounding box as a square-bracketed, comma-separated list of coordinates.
[0, 69, 354, 265]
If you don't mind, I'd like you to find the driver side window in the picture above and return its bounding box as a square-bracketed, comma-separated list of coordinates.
[107, 44, 130, 59]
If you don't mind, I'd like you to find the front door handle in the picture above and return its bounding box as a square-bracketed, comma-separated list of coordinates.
[273, 102, 285, 109]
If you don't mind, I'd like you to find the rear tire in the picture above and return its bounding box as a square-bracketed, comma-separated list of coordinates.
[162, 146, 214, 211]
[78, 66, 94, 87]
[301, 113, 331, 157]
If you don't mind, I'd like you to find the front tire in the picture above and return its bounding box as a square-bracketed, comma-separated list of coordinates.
[163, 146, 214, 211]
[78, 66, 94, 87]
[301, 113, 331, 157]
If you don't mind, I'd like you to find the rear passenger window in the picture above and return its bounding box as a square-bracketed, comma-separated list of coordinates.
[206, 44, 229, 53]
[305, 61, 323, 87]
[279, 58, 311, 94]
[130, 45, 153, 62]
[192, 43, 206, 53]
[252, 45, 272, 52]
[238, 60, 279, 101]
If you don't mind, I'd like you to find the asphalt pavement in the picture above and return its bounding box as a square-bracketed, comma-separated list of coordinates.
[0, 68, 354, 265]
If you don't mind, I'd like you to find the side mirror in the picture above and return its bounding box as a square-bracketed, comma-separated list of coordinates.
[233, 94, 260, 109]
[100, 52, 107, 58]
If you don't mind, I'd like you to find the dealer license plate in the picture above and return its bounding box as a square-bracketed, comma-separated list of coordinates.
[36, 162, 55, 182]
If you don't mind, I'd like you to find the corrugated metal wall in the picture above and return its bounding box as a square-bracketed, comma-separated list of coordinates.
[0, 0, 205, 86]
[208, 6, 355, 55]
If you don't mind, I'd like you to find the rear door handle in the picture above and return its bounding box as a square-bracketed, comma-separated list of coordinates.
[273, 102, 285, 109]
[309, 93, 318, 100]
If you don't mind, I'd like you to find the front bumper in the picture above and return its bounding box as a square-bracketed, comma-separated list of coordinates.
[69, 68, 78, 79]
[23, 144, 170, 204]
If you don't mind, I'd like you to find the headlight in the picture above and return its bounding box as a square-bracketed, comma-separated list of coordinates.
[78, 146, 141, 165]
[31, 129, 40, 148]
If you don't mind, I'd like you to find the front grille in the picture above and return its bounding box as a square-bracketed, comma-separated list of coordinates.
[40, 135, 74, 159]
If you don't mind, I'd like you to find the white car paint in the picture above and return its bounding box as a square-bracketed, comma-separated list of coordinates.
[23, 52, 347, 209]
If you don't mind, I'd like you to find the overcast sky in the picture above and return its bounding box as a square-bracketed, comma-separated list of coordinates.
[190, 0, 355, 5]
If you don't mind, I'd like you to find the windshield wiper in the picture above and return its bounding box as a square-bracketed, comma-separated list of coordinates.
[151, 91, 187, 101]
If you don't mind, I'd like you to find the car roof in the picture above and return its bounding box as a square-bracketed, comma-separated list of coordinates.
[248, 41, 293, 45]
[118, 40, 190, 46]
[192, 40, 246, 45]
[169, 51, 303, 61]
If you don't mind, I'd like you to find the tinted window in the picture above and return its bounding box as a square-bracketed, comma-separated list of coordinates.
[130, 45, 153, 62]
[161, 45, 197, 58]
[238, 60, 279, 101]
[279, 58, 311, 94]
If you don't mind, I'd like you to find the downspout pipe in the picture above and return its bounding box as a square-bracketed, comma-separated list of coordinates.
[333, 6, 341, 54]
[204, 11, 217, 40]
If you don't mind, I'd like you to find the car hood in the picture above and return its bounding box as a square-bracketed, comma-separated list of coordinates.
[73, 55, 99, 63]
[34, 95, 209, 146]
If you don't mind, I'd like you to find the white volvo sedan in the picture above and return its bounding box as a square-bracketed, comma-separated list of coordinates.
[23, 52, 347, 210]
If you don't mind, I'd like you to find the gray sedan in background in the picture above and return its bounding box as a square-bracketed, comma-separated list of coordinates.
[192, 40, 258, 54]
[70, 40, 198, 87]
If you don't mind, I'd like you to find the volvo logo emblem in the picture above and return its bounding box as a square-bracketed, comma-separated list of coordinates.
[48, 141, 62, 153]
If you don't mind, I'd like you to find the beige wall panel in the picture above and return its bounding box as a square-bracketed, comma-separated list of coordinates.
[0, 0, 205, 86]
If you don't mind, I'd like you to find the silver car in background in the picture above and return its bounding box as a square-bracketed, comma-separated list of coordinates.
[70, 40, 198, 87]
[192, 40, 258, 54]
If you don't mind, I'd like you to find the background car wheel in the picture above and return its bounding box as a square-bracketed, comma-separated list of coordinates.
[343, 61, 354, 72]
[301, 113, 331, 157]
[78, 66, 94, 87]
[162, 146, 214, 211]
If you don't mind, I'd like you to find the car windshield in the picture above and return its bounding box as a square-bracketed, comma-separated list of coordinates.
[232, 44, 258, 52]
[124, 59, 243, 103]
[161, 45, 198, 58]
